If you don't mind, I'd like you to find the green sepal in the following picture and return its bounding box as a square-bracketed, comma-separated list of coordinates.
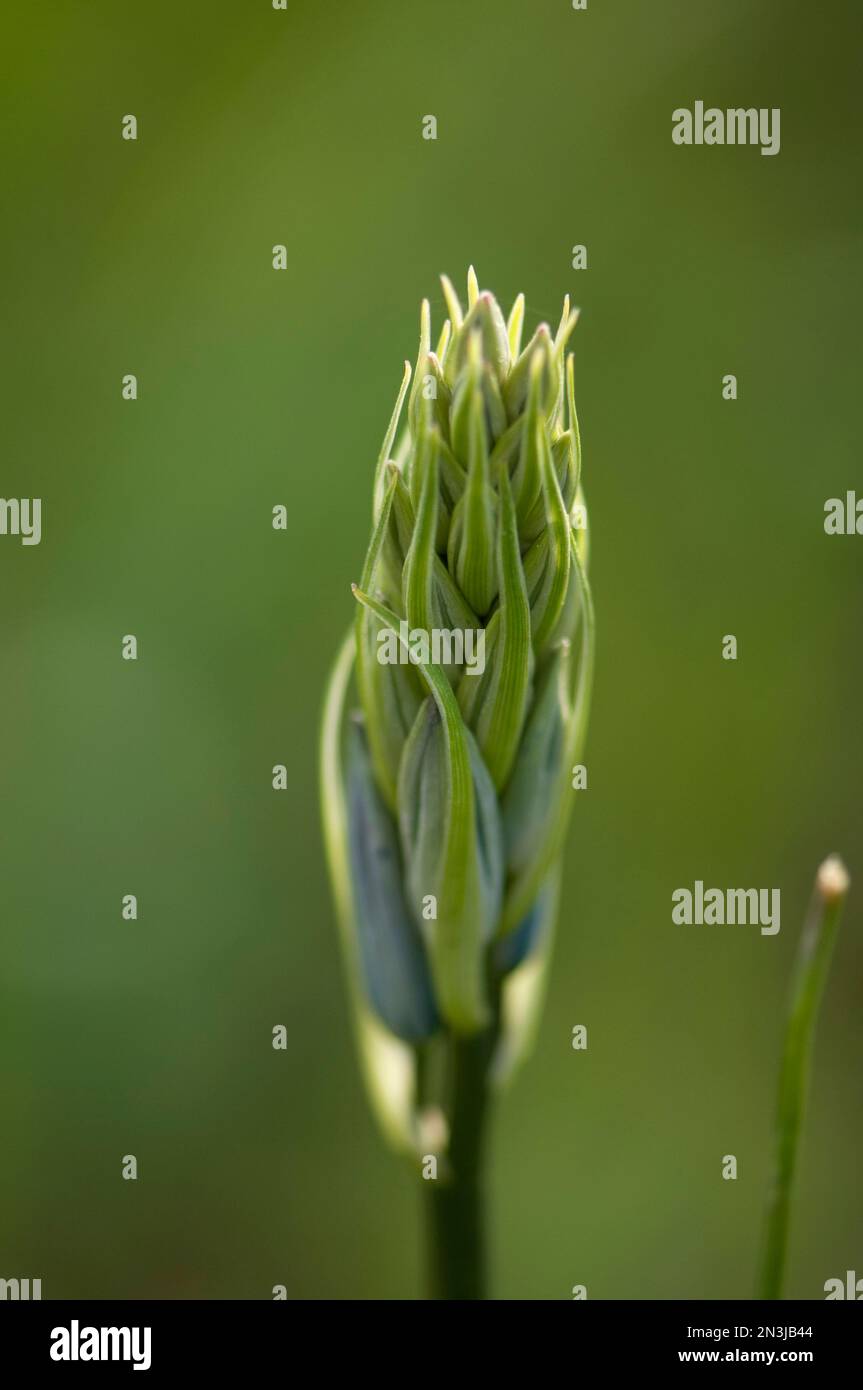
[510, 350, 545, 532]
[319, 631, 422, 1153]
[346, 718, 440, 1042]
[355, 470, 415, 804]
[379, 464, 411, 609]
[439, 274, 464, 332]
[446, 291, 511, 389]
[438, 435, 467, 513]
[554, 297, 580, 356]
[403, 413, 439, 634]
[507, 292, 525, 360]
[480, 362, 508, 444]
[495, 865, 559, 975]
[528, 418, 572, 654]
[548, 301, 579, 431]
[502, 323, 556, 422]
[409, 346, 452, 446]
[458, 464, 532, 791]
[501, 530, 595, 935]
[356, 613, 423, 808]
[488, 415, 523, 478]
[447, 335, 498, 615]
[372, 360, 411, 521]
[388, 461, 479, 681]
[407, 400, 450, 553]
[435, 317, 452, 368]
[397, 695, 505, 956]
[406, 298, 431, 440]
[492, 863, 562, 1090]
[565, 353, 582, 498]
[351, 586, 497, 1034]
[403, 424, 478, 681]
[520, 433, 576, 543]
[457, 609, 500, 729]
[501, 640, 571, 880]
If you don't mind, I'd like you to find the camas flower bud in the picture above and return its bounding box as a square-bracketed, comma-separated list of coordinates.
[321, 270, 595, 1141]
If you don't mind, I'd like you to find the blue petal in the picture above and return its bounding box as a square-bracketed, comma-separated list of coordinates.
[347, 720, 440, 1042]
[496, 878, 556, 974]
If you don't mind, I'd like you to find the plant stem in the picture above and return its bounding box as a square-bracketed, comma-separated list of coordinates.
[757, 856, 850, 1300]
[426, 1019, 497, 1300]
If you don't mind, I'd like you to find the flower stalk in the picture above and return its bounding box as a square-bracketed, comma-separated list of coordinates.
[757, 855, 850, 1300]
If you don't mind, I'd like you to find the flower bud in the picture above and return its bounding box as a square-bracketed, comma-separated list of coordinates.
[323, 270, 595, 1140]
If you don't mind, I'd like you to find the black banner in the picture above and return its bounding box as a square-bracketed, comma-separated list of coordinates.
[1, 1299, 858, 1374]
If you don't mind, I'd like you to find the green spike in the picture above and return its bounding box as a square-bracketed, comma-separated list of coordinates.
[566, 354, 582, 497]
[471, 465, 533, 789]
[404, 418, 440, 634]
[440, 273, 464, 331]
[448, 341, 497, 615]
[529, 418, 572, 654]
[507, 293, 525, 359]
[372, 360, 411, 519]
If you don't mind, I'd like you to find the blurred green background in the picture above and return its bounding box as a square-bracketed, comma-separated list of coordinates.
[2, 0, 861, 1300]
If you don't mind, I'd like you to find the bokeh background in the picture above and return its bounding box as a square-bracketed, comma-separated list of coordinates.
[2, 0, 861, 1300]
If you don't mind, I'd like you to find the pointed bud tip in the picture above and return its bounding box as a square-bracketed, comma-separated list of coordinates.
[817, 854, 850, 903]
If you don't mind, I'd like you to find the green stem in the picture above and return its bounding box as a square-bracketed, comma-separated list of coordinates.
[757, 856, 850, 1300]
[426, 1016, 497, 1300]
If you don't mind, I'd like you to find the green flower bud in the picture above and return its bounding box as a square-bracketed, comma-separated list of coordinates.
[321, 271, 595, 1142]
